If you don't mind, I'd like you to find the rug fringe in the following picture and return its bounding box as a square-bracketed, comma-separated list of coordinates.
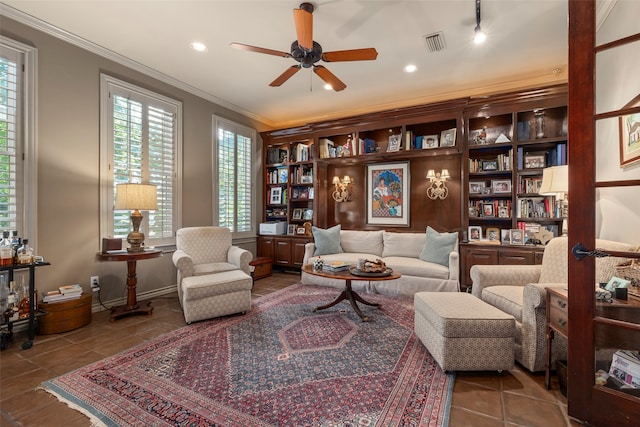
[38, 385, 107, 427]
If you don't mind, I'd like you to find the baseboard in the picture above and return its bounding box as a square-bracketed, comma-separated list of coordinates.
[91, 284, 178, 313]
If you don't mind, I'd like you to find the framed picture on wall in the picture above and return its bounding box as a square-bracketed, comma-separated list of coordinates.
[619, 93, 640, 167]
[366, 162, 410, 226]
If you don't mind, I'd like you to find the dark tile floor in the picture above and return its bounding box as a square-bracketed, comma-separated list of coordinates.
[1, 272, 581, 426]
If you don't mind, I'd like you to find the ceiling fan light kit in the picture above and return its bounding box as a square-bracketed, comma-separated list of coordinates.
[230, 2, 378, 91]
[474, 0, 487, 44]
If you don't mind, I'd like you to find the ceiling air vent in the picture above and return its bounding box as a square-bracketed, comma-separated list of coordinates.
[424, 32, 446, 52]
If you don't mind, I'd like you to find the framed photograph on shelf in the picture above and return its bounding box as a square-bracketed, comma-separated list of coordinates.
[524, 152, 546, 169]
[510, 229, 525, 245]
[387, 134, 402, 152]
[468, 226, 482, 241]
[469, 181, 485, 194]
[300, 175, 313, 184]
[440, 128, 456, 147]
[287, 224, 295, 236]
[269, 187, 282, 204]
[501, 229, 511, 244]
[295, 227, 306, 236]
[481, 160, 498, 171]
[482, 203, 494, 217]
[619, 93, 640, 167]
[486, 227, 500, 242]
[491, 179, 512, 194]
[498, 205, 510, 218]
[367, 162, 410, 226]
[303, 208, 313, 220]
[422, 135, 439, 149]
[292, 208, 303, 220]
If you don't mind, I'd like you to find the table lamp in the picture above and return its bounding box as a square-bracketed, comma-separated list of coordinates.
[539, 165, 568, 235]
[115, 183, 158, 252]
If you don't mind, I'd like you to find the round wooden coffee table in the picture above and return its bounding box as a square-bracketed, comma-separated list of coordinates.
[302, 264, 401, 322]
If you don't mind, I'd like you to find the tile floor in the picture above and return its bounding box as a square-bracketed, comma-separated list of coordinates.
[1, 272, 582, 426]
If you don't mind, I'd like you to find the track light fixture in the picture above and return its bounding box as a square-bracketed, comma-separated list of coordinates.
[474, 0, 486, 44]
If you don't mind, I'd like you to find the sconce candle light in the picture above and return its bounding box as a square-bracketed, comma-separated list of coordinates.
[426, 169, 450, 200]
[332, 175, 353, 202]
[115, 183, 158, 252]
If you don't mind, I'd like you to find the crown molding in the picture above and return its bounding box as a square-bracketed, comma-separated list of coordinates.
[0, 4, 274, 128]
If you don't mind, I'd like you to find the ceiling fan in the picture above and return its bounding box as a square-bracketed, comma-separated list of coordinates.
[230, 2, 378, 91]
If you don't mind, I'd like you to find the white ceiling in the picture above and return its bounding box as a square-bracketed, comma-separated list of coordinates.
[1, 0, 570, 129]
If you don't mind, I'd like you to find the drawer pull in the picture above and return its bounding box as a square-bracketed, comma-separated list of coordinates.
[557, 318, 567, 327]
[556, 299, 567, 309]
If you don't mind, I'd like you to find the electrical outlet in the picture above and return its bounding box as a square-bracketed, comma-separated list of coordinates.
[90, 276, 100, 290]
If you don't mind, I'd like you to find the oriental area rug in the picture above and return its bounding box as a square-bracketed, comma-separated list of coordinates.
[41, 284, 454, 427]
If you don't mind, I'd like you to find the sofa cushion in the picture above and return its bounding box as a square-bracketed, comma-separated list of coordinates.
[340, 230, 384, 257]
[312, 224, 343, 256]
[419, 226, 458, 266]
[481, 286, 524, 322]
[382, 232, 425, 258]
[383, 257, 450, 279]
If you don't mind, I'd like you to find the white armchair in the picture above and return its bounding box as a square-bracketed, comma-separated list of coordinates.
[172, 226, 253, 323]
[470, 237, 637, 372]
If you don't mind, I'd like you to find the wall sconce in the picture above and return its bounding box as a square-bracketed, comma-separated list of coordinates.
[332, 175, 353, 202]
[426, 169, 450, 200]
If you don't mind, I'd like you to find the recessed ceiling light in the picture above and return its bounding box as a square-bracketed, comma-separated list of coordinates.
[190, 42, 208, 52]
[404, 64, 417, 73]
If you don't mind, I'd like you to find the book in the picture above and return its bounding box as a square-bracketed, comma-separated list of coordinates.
[322, 261, 351, 272]
[43, 291, 82, 303]
[59, 283, 83, 295]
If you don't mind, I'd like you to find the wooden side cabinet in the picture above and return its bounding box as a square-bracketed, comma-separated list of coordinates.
[257, 235, 311, 269]
[461, 243, 544, 291]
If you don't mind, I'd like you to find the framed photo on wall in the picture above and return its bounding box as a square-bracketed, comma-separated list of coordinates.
[367, 162, 410, 226]
[619, 93, 640, 167]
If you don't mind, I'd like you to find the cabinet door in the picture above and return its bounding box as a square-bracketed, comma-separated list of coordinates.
[257, 236, 275, 260]
[274, 238, 292, 266]
[462, 246, 498, 288]
[291, 239, 308, 267]
[498, 248, 535, 265]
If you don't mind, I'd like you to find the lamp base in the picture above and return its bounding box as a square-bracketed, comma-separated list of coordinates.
[126, 230, 145, 253]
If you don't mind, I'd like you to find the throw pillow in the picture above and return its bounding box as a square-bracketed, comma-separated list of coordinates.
[419, 226, 458, 266]
[312, 224, 344, 256]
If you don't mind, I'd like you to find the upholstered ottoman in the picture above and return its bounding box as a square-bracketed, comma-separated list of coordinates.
[414, 292, 515, 372]
[180, 270, 252, 323]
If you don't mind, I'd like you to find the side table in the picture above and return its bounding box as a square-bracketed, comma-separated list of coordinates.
[96, 249, 162, 321]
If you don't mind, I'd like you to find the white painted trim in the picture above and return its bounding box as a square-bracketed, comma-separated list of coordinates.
[91, 284, 178, 313]
[1, 4, 274, 128]
[596, 0, 617, 32]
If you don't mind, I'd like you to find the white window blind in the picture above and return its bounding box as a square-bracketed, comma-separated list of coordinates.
[0, 53, 19, 232]
[214, 116, 255, 239]
[101, 75, 182, 247]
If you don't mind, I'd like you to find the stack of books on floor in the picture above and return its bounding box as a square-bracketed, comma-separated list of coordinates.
[322, 261, 351, 272]
[42, 284, 83, 303]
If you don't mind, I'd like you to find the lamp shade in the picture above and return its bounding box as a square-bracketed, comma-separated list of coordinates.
[539, 165, 568, 196]
[115, 183, 158, 211]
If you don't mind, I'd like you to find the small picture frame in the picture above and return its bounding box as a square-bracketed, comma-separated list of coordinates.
[482, 203, 494, 217]
[287, 224, 296, 235]
[387, 134, 402, 152]
[422, 135, 439, 149]
[605, 276, 630, 292]
[498, 206, 510, 218]
[481, 160, 498, 171]
[303, 208, 313, 220]
[300, 175, 313, 184]
[469, 181, 485, 194]
[292, 208, 303, 220]
[501, 229, 511, 244]
[491, 179, 512, 194]
[468, 207, 477, 217]
[440, 128, 456, 147]
[468, 226, 482, 241]
[296, 226, 307, 236]
[524, 153, 546, 169]
[486, 227, 500, 242]
[510, 229, 525, 245]
[269, 187, 282, 205]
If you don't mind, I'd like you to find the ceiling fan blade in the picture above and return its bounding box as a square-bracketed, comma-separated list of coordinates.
[230, 42, 290, 58]
[294, 7, 313, 50]
[313, 65, 346, 91]
[269, 65, 301, 87]
[322, 48, 379, 62]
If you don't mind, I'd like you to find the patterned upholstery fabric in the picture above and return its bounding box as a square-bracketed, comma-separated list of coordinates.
[172, 226, 253, 323]
[414, 292, 515, 372]
[469, 236, 636, 372]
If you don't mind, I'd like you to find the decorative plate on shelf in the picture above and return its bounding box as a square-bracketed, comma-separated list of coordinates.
[349, 267, 393, 277]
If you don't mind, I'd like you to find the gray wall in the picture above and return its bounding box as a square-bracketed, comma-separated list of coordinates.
[1, 17, 269, 301]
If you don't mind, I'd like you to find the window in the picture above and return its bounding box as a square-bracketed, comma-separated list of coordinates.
[100, 75, 182, 247]
[214, 116, 255, 239]
[0, 37, 36, 245]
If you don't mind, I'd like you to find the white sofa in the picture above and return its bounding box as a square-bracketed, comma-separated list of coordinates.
[301, 227, 460, 298]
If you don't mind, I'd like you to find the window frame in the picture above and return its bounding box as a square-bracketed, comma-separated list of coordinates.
[99, 74, 182, 248]
[213, 115, 256, 240]
[0, 36, 37, 248]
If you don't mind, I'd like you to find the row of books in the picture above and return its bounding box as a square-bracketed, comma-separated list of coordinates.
[516, 196, 558, 219]
[290, 166, 313, 184]
[468, 199, 512, 219]
[469, 150, 513, 173]
[291, 143, 312, 163]
[518, 176, 543, 194]
[516, 144, 567, 170]
[42, 283, 83, 303]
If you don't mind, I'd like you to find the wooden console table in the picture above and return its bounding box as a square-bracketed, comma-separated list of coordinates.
[96, 249, 162, 321]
